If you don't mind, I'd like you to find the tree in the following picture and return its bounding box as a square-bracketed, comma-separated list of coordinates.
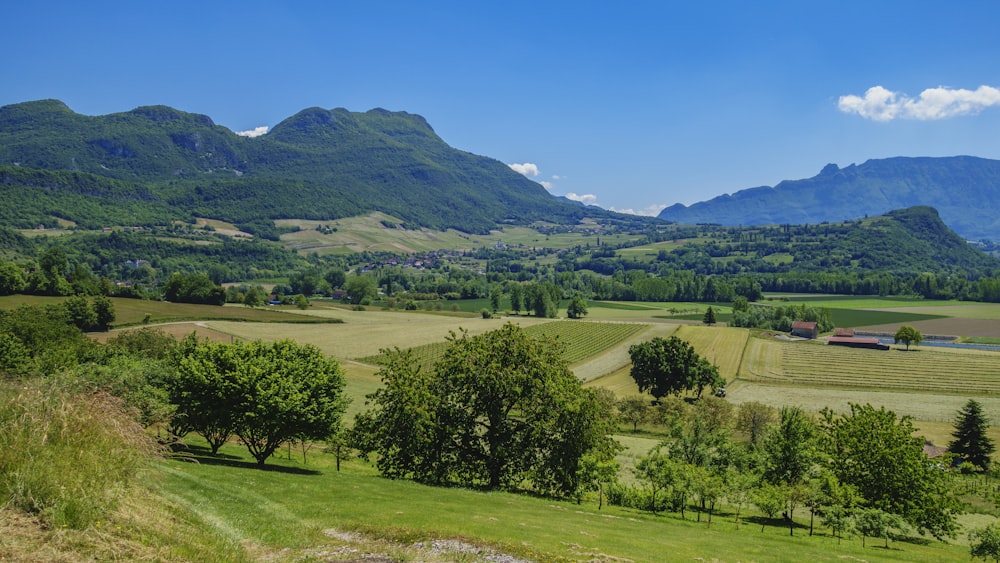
[752, 482, 787, 532]
[489, 285, 502, 313]
[970, 522, 1000, 562]
[634, 447, 678, 514]
[567, 294, 588, 319]
[950, 399, 995, 471]
[92, 295, 115, 331]
[171, 337, 348, 464]
[0, 261, 26, 295]
[618, 396, 650, 432]
[345, 275, 377, 305]
[64, 295, 97, 331]
[294, 293, 310, 310]
[736, 401, 776, 446]
[820, 403, 959, 539]
[855, 507, 906, 548]
[355, 323, 617, 496]
[508, 282, 523, 314]
[242, 286, 267, 308]
[702, 306, 717, 326]
[894, 324, 923, 350]
[628, 336, 719, 400]
[762, 407, 816, 487]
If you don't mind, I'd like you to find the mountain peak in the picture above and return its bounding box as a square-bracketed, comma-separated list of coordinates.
[658, 156, 1000, 241]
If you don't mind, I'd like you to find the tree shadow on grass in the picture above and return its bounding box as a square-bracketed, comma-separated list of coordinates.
[172, 444, 321, 475]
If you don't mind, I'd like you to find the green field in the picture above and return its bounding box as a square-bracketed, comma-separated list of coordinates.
[146, 438, 967, 563]
[0, 295, 337, 326]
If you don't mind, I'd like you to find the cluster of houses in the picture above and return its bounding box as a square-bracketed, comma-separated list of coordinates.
[790, 321, 889, 350]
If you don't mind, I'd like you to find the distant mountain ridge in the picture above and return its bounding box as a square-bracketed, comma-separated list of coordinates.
[658, 156, 1000, 241]
[0, 100, 614, 235]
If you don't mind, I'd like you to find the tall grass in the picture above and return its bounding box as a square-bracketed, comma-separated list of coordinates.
[0, 378, 158, 528]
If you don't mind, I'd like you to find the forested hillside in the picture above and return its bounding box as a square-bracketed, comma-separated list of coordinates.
[0, 100, 605, 235]
[658, 156, 1000, 241]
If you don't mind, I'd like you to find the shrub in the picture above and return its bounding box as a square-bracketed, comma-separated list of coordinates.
[0, 379, 158, 528]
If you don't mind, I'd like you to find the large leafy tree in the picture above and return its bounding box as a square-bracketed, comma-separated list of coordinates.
[820, 403, 959, 539]
[170, 337, 348, 464]
[894, 324, 923, 350]
[762, 406, 817, 487]
[950, 399, 995, 471]
[628, 336, 723, 400]
[355, 323, 618, 496]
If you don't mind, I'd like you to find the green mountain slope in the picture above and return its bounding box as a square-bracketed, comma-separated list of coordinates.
[658, 156, 1000, 241]
[0, 100, 599, 234]
[625, 205, 1000, 278]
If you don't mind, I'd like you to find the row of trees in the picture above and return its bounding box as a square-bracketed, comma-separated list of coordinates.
[614, 398, 962, 543]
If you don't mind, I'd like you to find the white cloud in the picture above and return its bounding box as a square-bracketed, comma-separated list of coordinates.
[540, 181, 554, 190]
[236, 126, 269, 138]
[610, 203, 667, 217]
[565, 192, 598, 205]
[508, 162, 540, 177]
[838, 85, 1000, 121]
[551, 174, 562, 180]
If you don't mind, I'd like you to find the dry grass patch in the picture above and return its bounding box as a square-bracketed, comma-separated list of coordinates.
[674, 325, 750, 381]
[202, 312, 551, 360]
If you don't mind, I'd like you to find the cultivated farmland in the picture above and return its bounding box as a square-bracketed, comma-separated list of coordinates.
[740, 336, 1000, 395]
[358, 320, 647, 371]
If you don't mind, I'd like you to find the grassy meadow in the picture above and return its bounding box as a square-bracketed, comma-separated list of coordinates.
[142, 437, 968, 563]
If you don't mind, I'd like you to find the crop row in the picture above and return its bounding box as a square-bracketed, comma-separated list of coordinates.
[741, 338, 1000, 394]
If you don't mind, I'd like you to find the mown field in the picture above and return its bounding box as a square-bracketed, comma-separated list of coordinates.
[357, 320, 646, 371]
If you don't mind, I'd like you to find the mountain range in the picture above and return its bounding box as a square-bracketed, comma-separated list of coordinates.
[0, 100, 617, 237]
[3, 100, 1000, 245]
[658, 156, 1000, 242]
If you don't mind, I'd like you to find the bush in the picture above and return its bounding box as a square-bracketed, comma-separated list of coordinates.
[0, 379, 159, 528]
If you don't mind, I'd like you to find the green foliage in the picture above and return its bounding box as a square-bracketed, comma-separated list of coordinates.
[163, 272, 226, 305]
[345, 274, 377, 305]
[628, 336, 724, 399]
[355, 323, 618, 496]
[761, 407, 817, 486]
[730, 303, 834, 332]
[702, 305, 716, 325]
[0, 304, 96, 375]
[170, 337, 349, 464]
[736, 401, 776, 445]
[855, 508, 907, 549]
[970, 522, 1000, 562]
[894, 324, 923, 350]
[0, 260, 26, 295]
[567, 294, 589, 319]
[0, 378, 157, 528]
[0, 101, 604, 235]
[950, 399, 995, 471]
[820, 403, 959, 539]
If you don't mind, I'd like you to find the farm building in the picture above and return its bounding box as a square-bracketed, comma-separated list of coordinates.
[828, 336, 890, 350]
[790, 321, 818, 339]
[833, 327, 855, 337]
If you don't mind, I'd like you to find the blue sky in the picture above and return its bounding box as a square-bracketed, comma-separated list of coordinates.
[4, 1, 1000, 216]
